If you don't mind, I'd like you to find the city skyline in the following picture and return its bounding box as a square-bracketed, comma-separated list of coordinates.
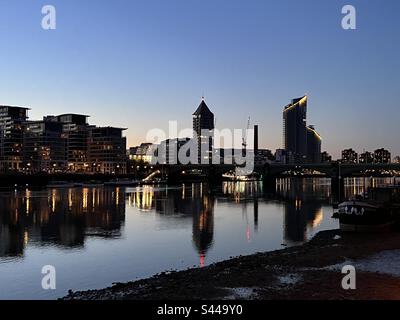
[1, 0, 400, 158]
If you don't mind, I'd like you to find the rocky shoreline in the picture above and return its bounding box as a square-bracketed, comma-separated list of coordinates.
[62, 229, 400, 300]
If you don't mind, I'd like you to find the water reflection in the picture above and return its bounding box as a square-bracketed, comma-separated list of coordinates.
[4, 178, 386, 299]
[276, 178, 330, 244]
[0, 188, 125, 258]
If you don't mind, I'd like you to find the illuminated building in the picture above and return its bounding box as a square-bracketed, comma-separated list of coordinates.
[283, 96, 308, 163]
[306, 125, 322, 163]
[359, 151, 374, 164]
[57, 114, 91, 173]
[128, 143, 154, 163]
[193, 98, 214, 164]
[0, 106, 29, 173]
[374, 148, 391, 164]
[341, 148, 358, 164]
[156, 138, 192, 165]
[23, 118, 67, 173]
[88, 127, 127, 174]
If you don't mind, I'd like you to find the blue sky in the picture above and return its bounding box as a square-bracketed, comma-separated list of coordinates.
[0, 0, 399, 158]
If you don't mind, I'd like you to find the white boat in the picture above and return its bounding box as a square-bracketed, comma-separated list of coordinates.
[222, 171, 260, 182]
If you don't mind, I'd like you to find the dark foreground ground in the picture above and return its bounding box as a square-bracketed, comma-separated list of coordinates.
[63, 229, 400, 300]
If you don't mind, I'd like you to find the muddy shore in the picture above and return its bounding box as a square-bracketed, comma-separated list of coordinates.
[62, 229, 400, 300]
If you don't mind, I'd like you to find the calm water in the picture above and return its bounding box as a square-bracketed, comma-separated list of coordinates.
[0, 177, 395, 300]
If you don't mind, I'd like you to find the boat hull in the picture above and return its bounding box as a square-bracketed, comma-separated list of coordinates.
[337, 200, 398, 233]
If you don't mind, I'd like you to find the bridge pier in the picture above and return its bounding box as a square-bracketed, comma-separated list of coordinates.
[262, 175, 277, 194]
[331, 176, 345, 202]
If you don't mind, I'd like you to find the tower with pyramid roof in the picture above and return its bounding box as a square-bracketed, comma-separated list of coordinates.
[192, 98, 214, 164]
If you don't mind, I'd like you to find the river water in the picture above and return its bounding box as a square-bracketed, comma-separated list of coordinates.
[0, 177, 396, 299]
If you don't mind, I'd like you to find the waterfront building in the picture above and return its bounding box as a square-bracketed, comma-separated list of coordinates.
[374, 148, 391, 164]
[341, 148, 358, 164]
[56, 114, 91, 173]
[156, 138, 191, 165]
[306, 125, 322, 163]
[128, 143, 154, 163]
[193, 98, 214, 164]
[283, 96, 308, 163]
[88, 127, 127, 174]
[359, 151, 374, 164]
[23, 118, 67, 173]
[0, 106, 29, 173]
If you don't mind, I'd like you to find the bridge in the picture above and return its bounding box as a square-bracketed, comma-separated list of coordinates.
[151, 162, 400, 181]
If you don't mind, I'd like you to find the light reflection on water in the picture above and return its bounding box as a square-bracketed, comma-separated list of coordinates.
[0, 178, 391, 300]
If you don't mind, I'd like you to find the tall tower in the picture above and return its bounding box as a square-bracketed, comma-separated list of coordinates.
[193, 98, 214, 164]
[283, 96, 308, 163]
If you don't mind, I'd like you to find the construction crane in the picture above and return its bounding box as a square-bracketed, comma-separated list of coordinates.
[242, 117, 251, 149]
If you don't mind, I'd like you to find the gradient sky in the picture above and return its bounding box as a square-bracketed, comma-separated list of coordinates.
[0, 0, 399, 158]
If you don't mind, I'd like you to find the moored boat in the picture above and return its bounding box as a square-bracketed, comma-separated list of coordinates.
[335, 186, 400, 232]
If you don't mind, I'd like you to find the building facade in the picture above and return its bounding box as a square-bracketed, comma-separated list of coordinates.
[193, 98, 214, 164]
[283, 96, 308, 163]
[359, 151, 374, 164]
[0, 107, 129, 174]
[374, 148, 391, 164]
[88, 127, 127, 174]
[306, 125, 322, 163]
[341, 148, 358, 164]
[23, 119, 67, 173]
[57, 114, 91, 173]
[0, 106, 29, 173]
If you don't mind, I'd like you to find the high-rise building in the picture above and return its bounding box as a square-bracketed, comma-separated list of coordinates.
[374, 148, 391, 164]
[0, 106, 29, 173]
[88, 127, 127, 174]
[283, 96, 308, 163]
[341, 148, 358, 164]
[193, 98, 214, 164]
[57, 114, 91, 172]
[306, 125, 322, 163]
[23, 118, 67, 173]
[359, 151, 374, 164]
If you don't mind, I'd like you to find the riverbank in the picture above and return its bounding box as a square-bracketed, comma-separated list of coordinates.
[63, 229, 400, 300]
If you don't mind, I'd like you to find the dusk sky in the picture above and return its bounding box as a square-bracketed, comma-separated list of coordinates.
[0, 0, 399, 158]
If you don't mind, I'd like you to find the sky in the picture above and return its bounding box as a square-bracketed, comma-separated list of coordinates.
[0, 0, 399, 158]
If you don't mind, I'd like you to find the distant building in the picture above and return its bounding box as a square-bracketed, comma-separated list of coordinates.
[256, 149, 275, 165]
[128, 143, 154, 163]
[359, 151, 374, 164]
[275, 149, 288, 164]
[57, 114, 91, 172]
[156, 138, 191, 165]
[193, 98, 214, 164]
[23, 118, 67, 173]
[374, 148, 391, 164]
[306, 125, 322, 163]
[283, 96, 308, 163]
[341, 148, 358, 164]
[0, 106, 29, 173]
[321, 151, 332, 163]
[88, 127, 127, 174]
